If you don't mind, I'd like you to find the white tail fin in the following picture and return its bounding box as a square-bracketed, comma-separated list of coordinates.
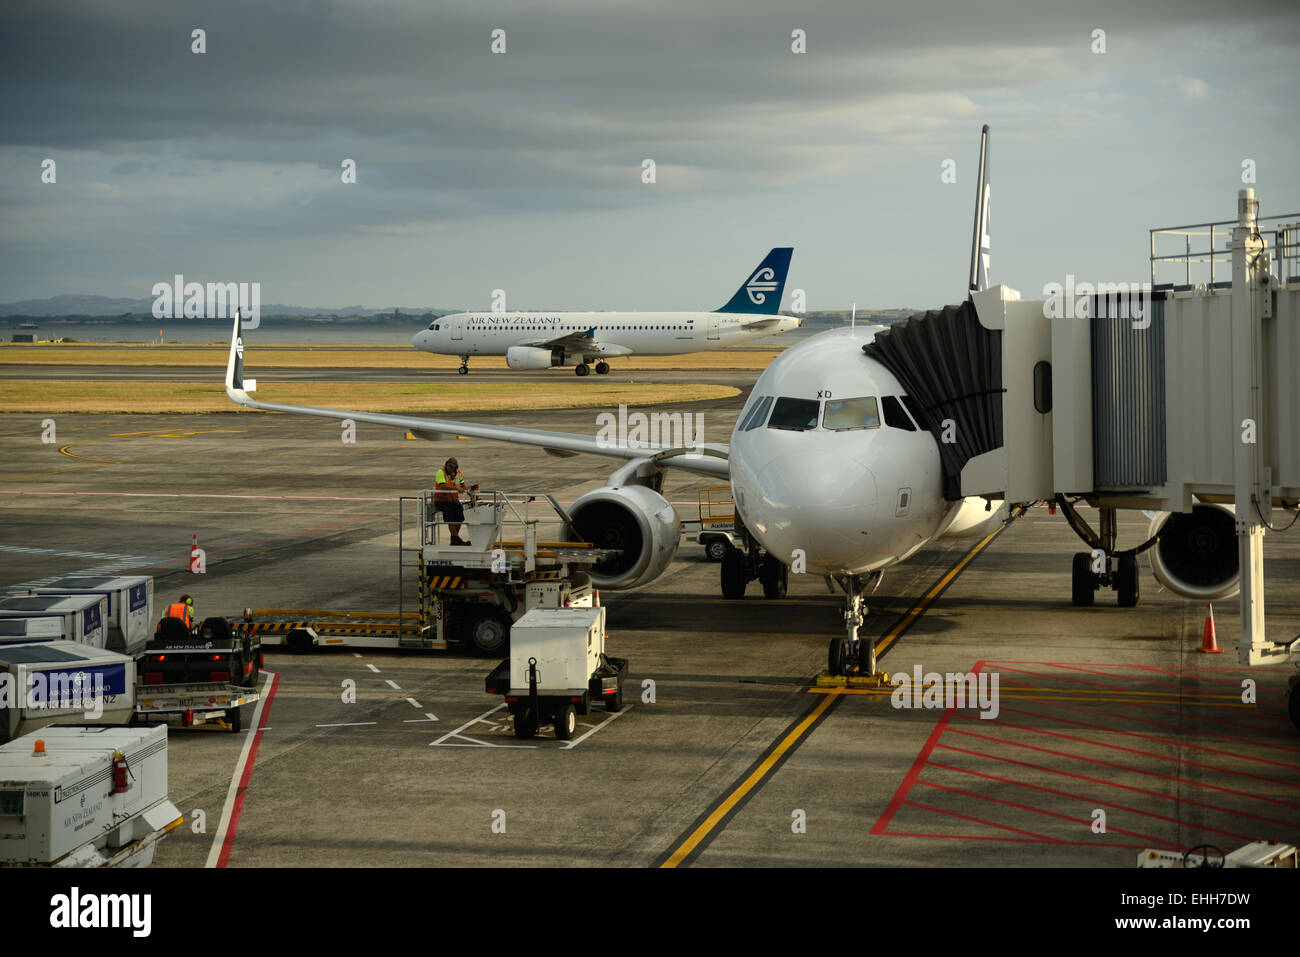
[967, 125, 990, 296]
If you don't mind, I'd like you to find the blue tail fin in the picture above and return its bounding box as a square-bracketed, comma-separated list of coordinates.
[715, 247, 793, 314]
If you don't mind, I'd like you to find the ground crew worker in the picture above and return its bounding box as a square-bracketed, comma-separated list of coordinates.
[162, 594, 194, 630]
[434, 457, 473, 545]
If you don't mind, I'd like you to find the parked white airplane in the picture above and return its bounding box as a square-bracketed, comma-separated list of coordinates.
[411, 248, 801, 376]
[225, 127, 1237, 675]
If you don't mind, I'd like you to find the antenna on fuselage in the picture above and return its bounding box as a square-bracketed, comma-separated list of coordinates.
[851, 302, 856, 328]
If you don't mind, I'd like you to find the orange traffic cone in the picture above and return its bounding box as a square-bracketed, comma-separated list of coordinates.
[1198, 602, 1223, 654]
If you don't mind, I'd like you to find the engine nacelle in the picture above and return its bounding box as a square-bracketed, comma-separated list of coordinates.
[563, 484, 679, 589]
[1146, 503, 1240, 601]
[506, 345, 554, 370]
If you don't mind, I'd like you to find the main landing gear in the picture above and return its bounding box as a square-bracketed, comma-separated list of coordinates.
[575, 364, 590, 376]
[826, 572, 884, 678]
[1057, 495, 1155, 608]
[595, 361, 610, 375]
[574, 361, 611, 377]
[458, 355, 470, 375]
[719, 520, 788, 601]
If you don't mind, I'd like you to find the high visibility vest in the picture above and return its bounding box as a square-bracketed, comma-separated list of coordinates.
[164, 602, 192, 627]
[433, 468, 463, 502]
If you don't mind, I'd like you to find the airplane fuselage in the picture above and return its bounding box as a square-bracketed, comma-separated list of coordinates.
[412, 310, 801, 359]
[728, 326, 957, 576]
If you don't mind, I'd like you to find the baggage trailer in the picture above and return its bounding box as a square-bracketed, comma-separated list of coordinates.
[137, 616, 262, 732]
[678, 485, 740, 562]
[484, 606, 628, 740]
[25, 575, 154, 656]
[0, 641, 137, 745]
[0, 594, 109, 649]
[0, 724, 183, 868]
[240, 489, 617, 656]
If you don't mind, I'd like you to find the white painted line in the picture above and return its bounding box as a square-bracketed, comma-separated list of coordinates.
[429, 703, 505, 746]
[402, 717, 439, 723]
[405, 697, 421, 709]
[352, 653, 363, 659]
[366, 663, 380, 673]
[562, 706, 633, 750]
[425, 712, 439, 722]
[315, 721, 378, 728]
[385, 679, 401, 690]
[205, 669, 273, 869]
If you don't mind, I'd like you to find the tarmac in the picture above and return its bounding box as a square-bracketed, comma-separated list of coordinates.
[1, 379, 1297, 867]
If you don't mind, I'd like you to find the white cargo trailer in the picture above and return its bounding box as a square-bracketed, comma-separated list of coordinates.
[0, 617, 64, 645]
[0, 724, 182, 867]
[26, 576, 154, 655]
[0, 641, 136, 744]
[0, 595, 109, 649]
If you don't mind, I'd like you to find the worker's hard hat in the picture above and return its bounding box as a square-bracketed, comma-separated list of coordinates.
[181, 594, 193, 605]
[446, 457, 459, 470]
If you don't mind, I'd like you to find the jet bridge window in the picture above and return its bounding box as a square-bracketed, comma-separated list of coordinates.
[822, 396, 881, 431]
[767, 397, 822, 432]
[739, 394, 774, 431]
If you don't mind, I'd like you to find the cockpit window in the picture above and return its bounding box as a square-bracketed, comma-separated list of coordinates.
[822, 396, 881, 431]
[739, 395, 774, 432]
[767, 397, 821, 432]
[881, 395, 916, 432]
[429, 322, 439, 330]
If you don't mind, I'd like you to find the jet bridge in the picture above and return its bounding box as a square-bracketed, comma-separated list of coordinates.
[866, 189, 1300, 666]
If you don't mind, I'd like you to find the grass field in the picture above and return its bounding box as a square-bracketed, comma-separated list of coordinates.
[0, 343, 782, 371]
[0, 380, 739, 414]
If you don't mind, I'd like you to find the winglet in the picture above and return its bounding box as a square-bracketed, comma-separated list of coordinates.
[224, 310, 257, 404]
[967, 125, 990, 296]
[715, 247, 793, 315]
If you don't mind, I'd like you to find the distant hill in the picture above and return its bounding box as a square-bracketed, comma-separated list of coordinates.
[794, 309, 922, 327]
[0, 294, 452, 319]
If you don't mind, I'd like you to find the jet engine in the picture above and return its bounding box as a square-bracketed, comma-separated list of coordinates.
[506, 346, 553, 370]
[563, 484, 679, 589]
[1146, 503, 1240, 601]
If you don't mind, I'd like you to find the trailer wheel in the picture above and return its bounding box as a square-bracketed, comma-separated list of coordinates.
[555, 703, 576, 740]
[605, 686, 622, 713]
[228, 705, 242, 734]
[287, 629, 314, 654]
[514, 707, 537, 740]
[466, 610, 512, 656]
[704, 538, 729, 562]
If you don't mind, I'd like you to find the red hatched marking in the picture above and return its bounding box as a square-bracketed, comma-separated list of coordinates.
[872, 660, 1300, 849]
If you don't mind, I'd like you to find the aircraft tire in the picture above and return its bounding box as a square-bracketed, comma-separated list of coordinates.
[828, 638, 846, 676]
[1071, 552, 1096, 607]
[721, 548, 747, 599]
[1116, 553, 1139, 607]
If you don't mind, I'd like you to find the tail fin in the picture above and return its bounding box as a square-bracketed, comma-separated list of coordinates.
[715, 247, 793, 314]
[224, 310, 257, 401]
[967, 125, 990, 296]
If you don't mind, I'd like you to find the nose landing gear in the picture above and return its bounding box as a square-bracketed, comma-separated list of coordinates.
[827, 572, 885, 679]
[458, 355, 470, 376]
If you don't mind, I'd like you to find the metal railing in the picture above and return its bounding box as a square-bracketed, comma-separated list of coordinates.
[1151, 212, 1300, 288]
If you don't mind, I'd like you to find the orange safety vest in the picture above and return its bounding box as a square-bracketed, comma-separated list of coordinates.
[163, 602, 193, 628]
[433, 468, 464, 503]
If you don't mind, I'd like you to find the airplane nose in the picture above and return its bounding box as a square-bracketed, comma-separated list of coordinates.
[412, 331, 427, 349]
[750, 456, 877, 568]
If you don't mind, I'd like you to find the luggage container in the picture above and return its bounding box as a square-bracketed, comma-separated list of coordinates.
[0, 617, 64, 645]
[0, 641, 136, 744]
[0, 595, 109, 649]
[25, 576, 154, 655]
[0, 724, 182, 867]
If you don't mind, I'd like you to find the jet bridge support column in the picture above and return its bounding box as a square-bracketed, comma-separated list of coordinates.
[1231, 189, 1274, 666]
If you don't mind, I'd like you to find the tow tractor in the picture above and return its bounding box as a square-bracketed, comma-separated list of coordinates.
[678, 485, 740, 562]
[484, 606, 628, 740]
[238, 489, 620, 657]
[135, 616, 262, 732]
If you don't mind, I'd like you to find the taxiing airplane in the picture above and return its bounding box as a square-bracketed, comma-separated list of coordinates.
[411, 247, 801, 376]
[225, 127, 1240, 676]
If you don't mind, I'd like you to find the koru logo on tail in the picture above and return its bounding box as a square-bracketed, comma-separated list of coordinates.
[746, 267, 779, 305]
[235, 338, 244, 360]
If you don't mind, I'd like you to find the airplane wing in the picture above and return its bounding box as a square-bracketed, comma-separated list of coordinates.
[520, 326, 632, 358]
[223, 314, 730, 477]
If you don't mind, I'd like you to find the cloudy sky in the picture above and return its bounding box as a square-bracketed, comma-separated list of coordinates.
[2, 0, 1297, 312]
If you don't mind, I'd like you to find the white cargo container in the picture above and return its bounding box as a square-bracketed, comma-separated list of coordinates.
[0, 641, 136, 744]
[26, 576, 154, 655]
[508, 607, 605, 694]
[0, 595, 109, 649]
[0, 617, 64, 644]
[0, 724, 182, 867]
